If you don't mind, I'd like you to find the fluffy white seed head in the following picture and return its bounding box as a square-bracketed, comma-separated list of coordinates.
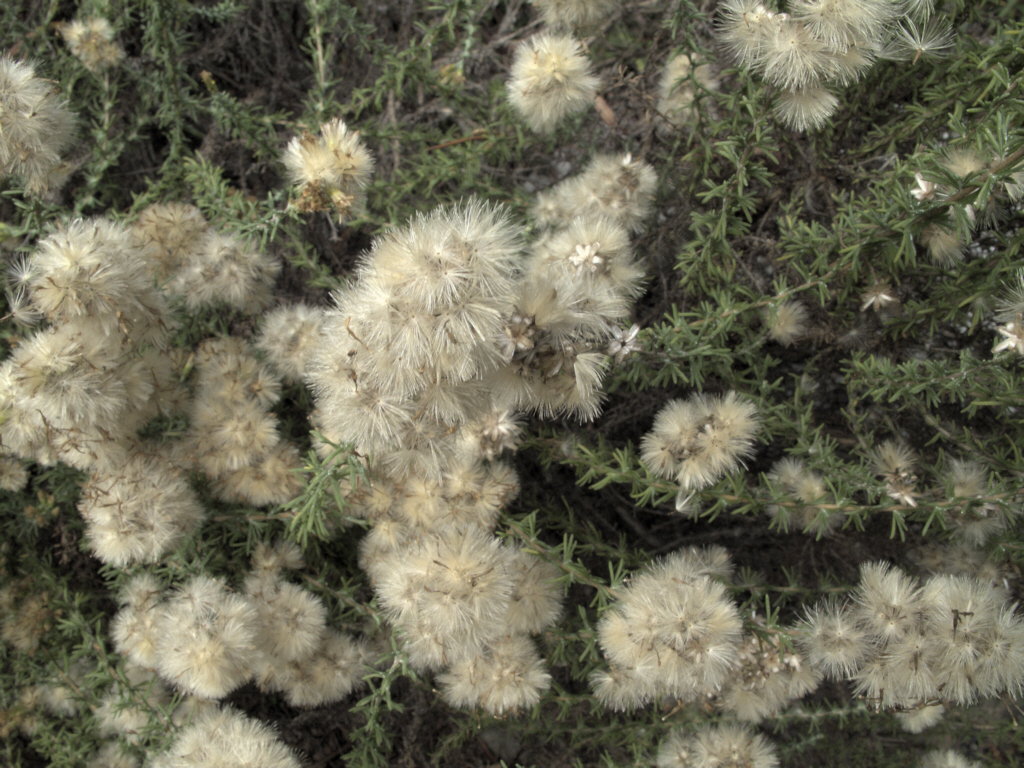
[796, 598, 870, 679]
[507, 33, 599, 133]
[260, 629, 372, 708]
[766, 457, 839, 536]
[437, 634, 552, 715]
[169, 232, 281, 313]
[760, 18, 836, 90]
[764, 299, 808, 345]
[150, 705, 302, 768]
[595, 548, 743, 706]
[895, 703, 946, 733]
[132, 202, 209, 280]
[245, 576, 327, 663]
[111, 574, 166, 668]
[919, 222, 964, 267]
[773, 85, 839, 131]
[852, 561, 922, 646]
[943, 458, 1015, 546]
[532, 153, 657, 232]
[375, 528, 514, 670]
[212, 441, 305, 507]
[79, 456, 206, 567]
[640, 391, 760, 491]
[28, 218, 158, 334]
[530, 215, 644, 304]
[530, 0, 620, 30]
[717, 1, 781, 69]
[505, 545, 564, 634]
[0, 455, 29, 491]
[789, 0, 896, 52]
[659, 724, 779, 768]
[0, 57, 75, 194]
[154, 577, 259, 699]
[255, 303, 325, 381]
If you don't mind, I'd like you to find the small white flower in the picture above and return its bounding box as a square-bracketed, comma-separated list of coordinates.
[607, 324, 641, 363]
[478, 409, 521, 459]
[501, 311, 536, 361]
[911, 172, 936, 201]
[993, 317, 1024, 355]
[886, 481, 919, 507]
[569, 241, 604, 272]
[860, 285, 898, 312]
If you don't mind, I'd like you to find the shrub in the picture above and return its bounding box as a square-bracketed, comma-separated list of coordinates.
[1, 1, 1023, 767]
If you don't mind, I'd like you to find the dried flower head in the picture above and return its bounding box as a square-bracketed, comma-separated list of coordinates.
[861, 282, 898, 312]
[171, 232, 281, 313]
[895, 703, 946, 733]
[717, 1, 781, 69]
[919, 222, 964, 266]
[283, 118, 374, 221]
[532, 153, 657, 232]
[111, 574, 166, 668]
[792, 0, 894, 49]
[852, 561, 922, 645]
[375, 527, 514, 670]
[27, 218, 159, 334]
[0, 455, 29, 491]
[505, 545, 563, 634]
[79, 456, 205, 567]
[255, 303, 325, 381]
[766, 457, 839, 536]
[60, 18, 124, 73]
[761, 18, 836, 90]
[892, 19, 955, 63]
[796, 598, 870, 680]
[132, 202, 209, 279]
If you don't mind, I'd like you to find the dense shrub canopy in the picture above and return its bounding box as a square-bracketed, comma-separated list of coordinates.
[0, 1, 1023, 767]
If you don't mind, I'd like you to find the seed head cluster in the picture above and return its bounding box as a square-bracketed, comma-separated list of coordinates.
[302, 163, 660, 710]
[717, 0, 954, 130]
[796, 562, 1024, 715]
